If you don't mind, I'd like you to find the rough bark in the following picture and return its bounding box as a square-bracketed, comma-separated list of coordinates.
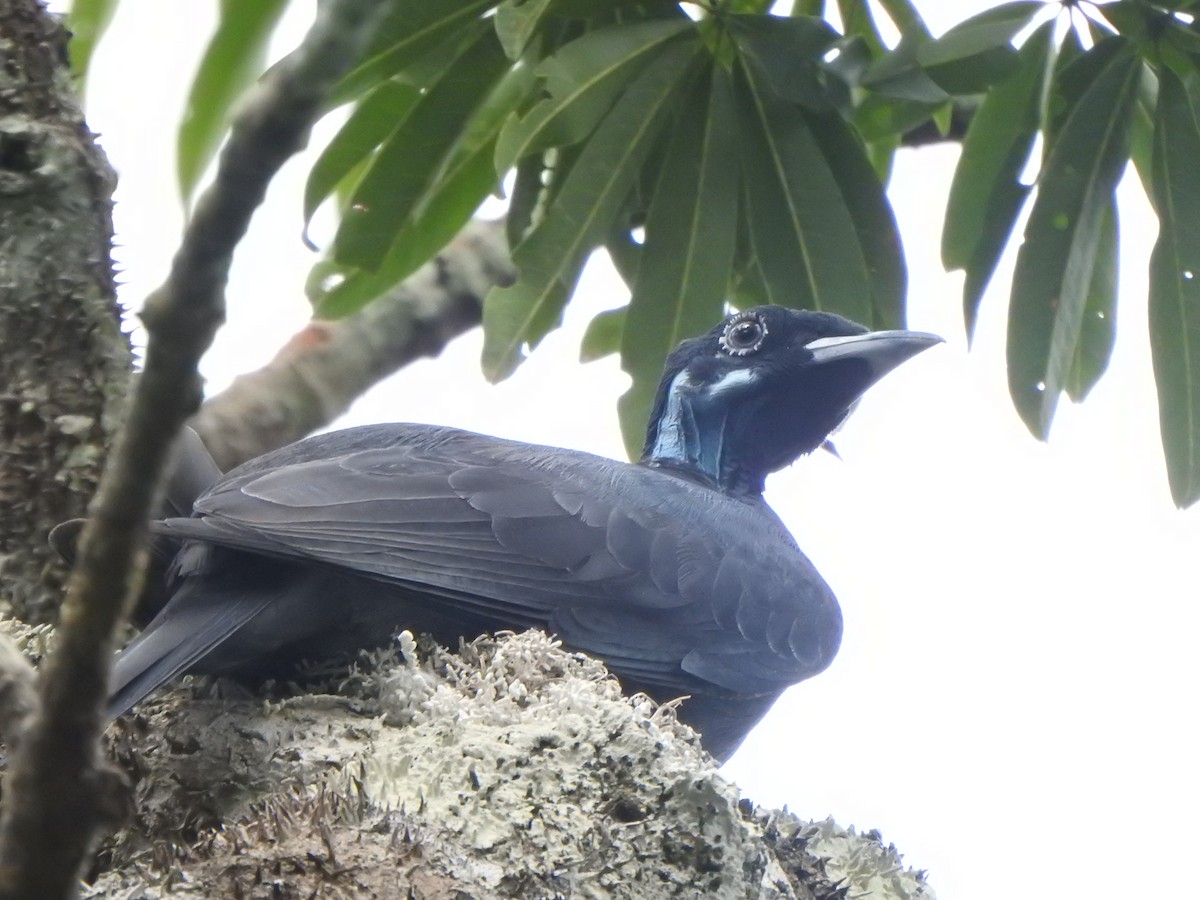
[0, 0, 129, 625]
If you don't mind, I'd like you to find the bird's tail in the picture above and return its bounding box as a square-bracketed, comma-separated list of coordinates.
[106, 575, 274, 721]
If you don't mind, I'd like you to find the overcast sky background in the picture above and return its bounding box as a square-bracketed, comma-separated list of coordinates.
[62, 2, 1200, 897]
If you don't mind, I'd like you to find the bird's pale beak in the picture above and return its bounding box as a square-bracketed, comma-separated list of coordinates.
[805, 330, 943, 382]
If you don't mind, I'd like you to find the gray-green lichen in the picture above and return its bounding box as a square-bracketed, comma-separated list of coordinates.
[6, 626, 936, 899]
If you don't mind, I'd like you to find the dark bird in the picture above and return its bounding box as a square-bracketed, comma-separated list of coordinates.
[95, 306, 939, 761]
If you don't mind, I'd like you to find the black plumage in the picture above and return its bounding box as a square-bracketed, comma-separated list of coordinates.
[96, 306, 939, 761]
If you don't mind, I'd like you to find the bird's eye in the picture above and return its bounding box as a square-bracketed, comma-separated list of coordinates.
[719, 314, 767, 356]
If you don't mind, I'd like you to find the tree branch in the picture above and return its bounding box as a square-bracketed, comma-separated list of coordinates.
[0, 634, 37, 747]
[192, 219, 514, 469]
[0, 3, 382, 895]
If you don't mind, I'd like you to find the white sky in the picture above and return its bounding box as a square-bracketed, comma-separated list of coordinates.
[69, 2, 1200, 897]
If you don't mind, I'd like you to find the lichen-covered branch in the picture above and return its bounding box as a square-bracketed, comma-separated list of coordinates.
[85, 630, 935, 899]
[0, 3, 383, 896]
[192, 219, 514, 470]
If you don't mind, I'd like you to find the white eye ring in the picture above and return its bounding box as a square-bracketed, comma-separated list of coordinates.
[720, 314, 768, 356]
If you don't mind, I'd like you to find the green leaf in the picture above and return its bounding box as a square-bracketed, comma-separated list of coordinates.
[333, 23, 511, 271]
[494, 18, 692, 173]
[618, 64, 739, 457]
[1091, 1, 1151, 41]
[482, 35, 699, 381]
[177, 0, 289, 202]
[923, 46, 1018, 95]
[1128, 68, 1156, 195]
[854, 93, 944, 140]
[495, 0, 556, 59]
[304, 81, 421, 229]
[734, 56, 874, 324]
[862, 33, 951, 103]
[802, 107, 906, 328]
[943, 21, 1052, 338]
[313, 62, 536, 317]
[507, 154, 546, 251]
[1065, 197, 1118, 403]
[333, 0, 500, 106]
[1149, 67, 1200, 506]
[67, 0, 119, 84]
[725, 14, 840, 110]
[1043, 27, 1110, 151]
[865, 133, 899, 183]
[837, 0, 886, 57]
[605, 225, 642, 287]
[580, 306, 626, 362]
[918, 2, 1043, 95]
[918, 2, 1042, 69]
[1007, 38, 1140, 438]
[874, 0, 930, 39]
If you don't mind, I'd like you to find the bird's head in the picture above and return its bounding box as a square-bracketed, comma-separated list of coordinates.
[641, 306, 941, 494]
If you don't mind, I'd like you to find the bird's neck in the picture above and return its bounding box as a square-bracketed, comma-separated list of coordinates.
[641, 375, 764, 495]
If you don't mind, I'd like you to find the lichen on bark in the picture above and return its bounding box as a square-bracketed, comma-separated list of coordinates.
[0, 0, 130, 624]
[73, 629, 936, 900]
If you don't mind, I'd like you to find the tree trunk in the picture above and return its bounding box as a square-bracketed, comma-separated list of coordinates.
[0, 0, 130, 623]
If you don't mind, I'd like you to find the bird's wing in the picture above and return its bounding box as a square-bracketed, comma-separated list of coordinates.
[156, 425, 838, 695]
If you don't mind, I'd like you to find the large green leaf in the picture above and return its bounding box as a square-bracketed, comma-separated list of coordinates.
[1064, 197, 1118, 403]
[494, 18, 692, 173]
[862, 33, 950, 103]
[580, 306, 626, 362]
[802, 106, 906, 328]
[605, 222, 643, 288]
[482, 35, 699, 382]
[495, 0, 557, 59]
[917, 2, 1041, 67]
[332, 0, 500, 106]
[1149, 67, 1200, 507]
[1128, 68, 1157, 195]
[836, 0, 886, 57]
[507, 154, 547, 251]
[332, 23, 511, 272]
[303, 80, 421, 229]
[734, 57, 874, 324]
[617, 64, 739, 458]
[1042, 27, 1103, 151]
[943, 21, 1052, 338]
[177, 0, 289, 202]
[725, 14, 840, 110]
[874, 0, 930, 39]
[314, 63, 536, 318]
[506, 142, 587, 256]
[1007, 38, 1140, 438]
[854, 94, 945, 140]
[67, 0, 119, 85]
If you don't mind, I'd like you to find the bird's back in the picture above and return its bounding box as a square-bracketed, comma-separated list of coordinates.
[110, 423, 842, 760]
